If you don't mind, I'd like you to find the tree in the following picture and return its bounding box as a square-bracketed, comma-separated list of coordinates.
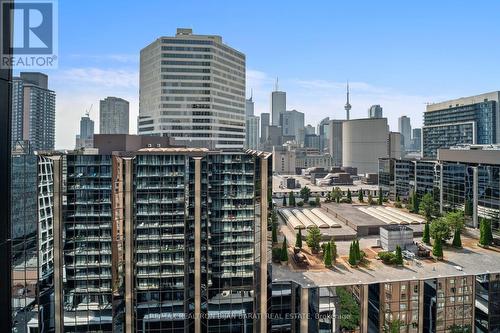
[419, 193, 437, 223]
[281, 237, 289, 261]
[272, 222, 278, 243]
[395, 245, 403, 265]
[358, 189, 364, 202]
[445, 211, 465, 248]
[324, 242, 332, 267]
[422, 223, 431, 245]
[368, 193, 374, 205]
[433, 237, 443, 260]
[288, 191, 296, 206]
[300, 186, 311, 202]
[306, 226, 322, 253]
[347, 189, 352, 203]
[395, 194, 402, 208]
[295, 229, 303, 249]
[282, 195, 287, 206]
[378, 189, 384, 205]
[331, 239, 337, 263]
[384, 319, 405, 333]
[315, 195, 321, 207]
[348, 242, 357, 266]
[337, 287, 360, 330]
[408, 190, 420, 213]
[479, 218, 493, 247]
[430, 217, 452, 242]
[452, 229, 462, 248]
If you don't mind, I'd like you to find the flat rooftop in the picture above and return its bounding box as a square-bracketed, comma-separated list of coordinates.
[273, 175, 378, 194]
[272, 235, 500, 287]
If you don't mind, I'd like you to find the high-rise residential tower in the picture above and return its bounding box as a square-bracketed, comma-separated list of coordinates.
[368, 104, 383, 118]
[138, 28, 246, 149]
[75, 112, 95, 149]
[398, 115, 412, 150]
[11, 72, 56, 151]
[422, 91, 500, 158]
[328, 119, 344, 166]
[99, 97, 129, 134]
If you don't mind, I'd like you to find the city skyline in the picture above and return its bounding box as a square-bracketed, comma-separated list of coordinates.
[19, 0, 500, 149]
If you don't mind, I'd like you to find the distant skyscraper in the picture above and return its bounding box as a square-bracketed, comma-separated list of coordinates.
[328, 119, 344, 166]
[344, 81, 352, 120]
[282, 109, 304, 143]
[138, 28, 246, 149]
[271, 80, 286, 126]
[75, 113, 95, 149]
[398, 115, 412, 150]
[245, 97, 259, 149]
[304, 124, 315, 135]
[260, 112, 270, 144]
[317, 117, 330, 153]
[423, 92, 500, 158]
[11, 72, 55, 151]
[412, 128, 422, 152]
[99, 97, 129, 134]
[368, 104, 383, 118]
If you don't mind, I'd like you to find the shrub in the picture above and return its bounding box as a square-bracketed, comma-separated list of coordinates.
[297, 201, 304, 207]
[309, 200, 317, 206]
[272, 248, 282, 262]
[281, 237, 289, 261]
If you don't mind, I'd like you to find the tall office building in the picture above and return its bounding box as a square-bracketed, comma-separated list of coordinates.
[328, 120, 344, 166]
[260, 112, 270, 145]
[245, 115, 260, 150]
[271, 86, 286, 126]
[398, 115, 412, 150]
[75, 113, 95, 149]
[282, 109, 304, 143]
[245, 96, 254, 117]
[304, 124, 315, 135]
[317, 117, 330, 153]
[20, 138, 271, 332]
[412, 128, 422, 151]
[99, 97, 129, 134]
[138, 28, 246, 149]
[423, 92, 500, 158]
[11, 72, 56, 151]
[368, 104, 383, 118]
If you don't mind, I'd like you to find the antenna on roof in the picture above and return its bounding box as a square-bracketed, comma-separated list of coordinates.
[275, 77, 279, 91]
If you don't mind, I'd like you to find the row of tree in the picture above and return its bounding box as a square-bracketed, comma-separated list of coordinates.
[282, 186, 321, 207]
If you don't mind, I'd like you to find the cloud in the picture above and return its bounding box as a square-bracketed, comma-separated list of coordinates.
[53, 67, 139, 88]
[68, 54, 139, 64]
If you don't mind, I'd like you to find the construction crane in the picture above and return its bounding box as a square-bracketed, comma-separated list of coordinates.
[85, 104, 93, 117]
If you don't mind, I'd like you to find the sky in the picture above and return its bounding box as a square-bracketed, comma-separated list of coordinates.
[28, 0, 500, 149]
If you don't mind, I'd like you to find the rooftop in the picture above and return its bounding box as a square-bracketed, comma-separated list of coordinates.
[272, 233, 500, 288]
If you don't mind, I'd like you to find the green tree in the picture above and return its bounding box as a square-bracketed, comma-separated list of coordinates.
[378, 189, 384, 205]
[337, 287, 360, 330]
[395, 245, 403, 265]
[408, 190, 420, 213]
[445, 211, 465, 248]
[452, 229, 462, 248]
[422, 222, 431, 245]
[295, 229, 303, 249]
[324, 242, 332, 267]
[384, 319, 405, 333]
[419, 193, 437, 223]
[281, 237, 289, 261]
[433, 237, 444, 260]
[300, 186, 311, 202]
[282, 195, 287, 206]
[315, 195, 321, 207]
[348, 242, 357, 266]
[347, 189, 352, 203]
[430, 217, 452, 242]
[358, 189, 364, 202]
[288, 191, 296, 206]
[479, 218, 493, 247]
[331, 239, 337, 263]
[368, 193, 374, 205]
[306, 226, 322, 253]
